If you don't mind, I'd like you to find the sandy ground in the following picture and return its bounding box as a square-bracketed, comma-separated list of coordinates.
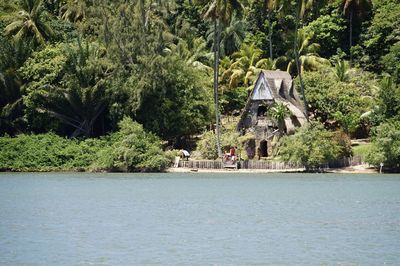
[326, 164, 378, 174]
[166, 164, 378, 174]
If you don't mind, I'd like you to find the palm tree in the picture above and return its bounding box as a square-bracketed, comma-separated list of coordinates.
[0, 38, 32, 134]
[334, 59, 351, 82]
[206, 14, 246, 57]
[0, 0, 19, 17]
[269, 102, 290, 136]
[164, 37, 213, 72]
[222, 43, 276, 89]
[59, 0, 86, 23]
[263, 0, 285, 59]
[5, 0, 53, 45]
[342, 0, 372, 64]
[279, 30, 330, 74]
[40, 40, 112, 137]
[202, 0, 243, 158]
[290, 0, 328, 121]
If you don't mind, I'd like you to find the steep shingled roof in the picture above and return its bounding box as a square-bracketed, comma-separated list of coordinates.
[238, 70, 307, 132]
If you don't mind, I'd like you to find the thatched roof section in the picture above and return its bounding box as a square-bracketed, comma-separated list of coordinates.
[238, 70, 307, 131]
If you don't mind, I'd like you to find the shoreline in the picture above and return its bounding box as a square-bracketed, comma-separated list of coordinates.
[0, 164, 380, 174]
[166, 164, 378, 174]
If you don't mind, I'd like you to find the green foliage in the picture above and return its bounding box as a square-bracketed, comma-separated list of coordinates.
[277, 29, 331, 74]
[0, 36, 33, 135]
[93, 117, 170, 172]
[333, 130, 353, 157]
[195, 122, 252, 160]
[0, 118, 170, 172]
[0, 133, 108, 171]
[303, 12, 347, 59]
[195, 130, 219, 160]
[279, 122, 343, 168]
[268, 102, 290, 135]
[362, 0, 400, 71]
[220, 86, 248, 114]
[300, 67, 376, 134]
[132, 54, 213, 141]
[371, 75, 400, 124]
[4, 0, 54, 45]
[334, 59, 350, 82]
[366, 121, 400, 169]
[206, 14, 246, 57]
[352, 142, 373, 158]
[21, 40, 114, 136]
[380, 42, 400, 83]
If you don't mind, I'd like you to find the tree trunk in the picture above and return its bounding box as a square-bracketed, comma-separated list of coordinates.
[268, 13, 273, 59]
[264, 1, 273, 59]
[349, 7, 353, 66]
[214, 18, 223, 158]
[294, 0, 309, 121]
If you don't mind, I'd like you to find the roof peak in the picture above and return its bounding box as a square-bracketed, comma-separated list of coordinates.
[261, 70, 292, 80]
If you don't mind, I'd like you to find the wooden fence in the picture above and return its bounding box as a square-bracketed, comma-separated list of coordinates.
[179, 160, 223, 169]
[178, 156, 363, 170]
[239, 160, 302, 170]
[325, 156, 363, 168]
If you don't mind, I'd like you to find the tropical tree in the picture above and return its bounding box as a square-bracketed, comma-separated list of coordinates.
[0, 36, 33, 135]
[129, 53, 213, 143]
[279, 121, 342, 170]
[222, 43, 275, 89]
[164, 37, 212, 72]
[4, 0, 53, 45]
[342, 0, 372, 64]
[59, 0, 86, 23]
[278, 30, 330, 74]
[20, 40, 114, 137]
[269, 102, 290, 136]
[263, 0, 285, 59]
[292, 0, 323, 121]
[202, 0, 243, 157]
[366, 121, 400, 170]
[206, 14, 246, 57]
[0, 0, 18, 17]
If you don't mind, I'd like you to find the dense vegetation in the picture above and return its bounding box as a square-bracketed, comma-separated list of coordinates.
[0, 118, 172, 172]
[0, 0, 399, 171]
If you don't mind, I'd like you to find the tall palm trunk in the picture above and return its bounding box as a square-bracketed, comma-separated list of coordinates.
[294, 0, 309, 121]
[263, 1, 274, 59]
[213, 18, 222, 158]
[349, 7, 353, 65]
[268, 13, 273, 59]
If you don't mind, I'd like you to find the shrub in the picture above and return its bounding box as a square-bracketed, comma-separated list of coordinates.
[0, 133, 107, 171]
[0, 119, 170, 172]
[279, 122, 342, 169]
[92, 118, 170, 172]
[366, 121, 400, 169]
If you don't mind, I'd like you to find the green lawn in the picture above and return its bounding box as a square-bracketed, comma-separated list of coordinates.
[352, 142, 373, 158]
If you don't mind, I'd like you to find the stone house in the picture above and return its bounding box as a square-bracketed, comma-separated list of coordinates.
[237, 70, 307, 159]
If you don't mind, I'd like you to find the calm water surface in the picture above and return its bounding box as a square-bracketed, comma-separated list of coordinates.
[0, 173, 399, 265]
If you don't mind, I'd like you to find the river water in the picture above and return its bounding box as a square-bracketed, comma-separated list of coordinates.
[0, 173, 399, 265]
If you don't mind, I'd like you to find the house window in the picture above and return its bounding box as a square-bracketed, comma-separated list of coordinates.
[257, 106, 267, 117]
